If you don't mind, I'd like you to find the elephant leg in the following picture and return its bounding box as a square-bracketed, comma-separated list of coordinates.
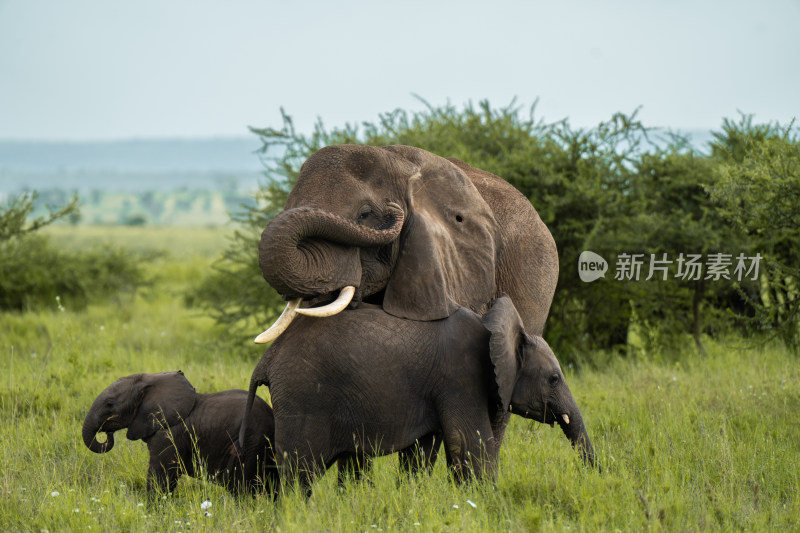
[147, 438, 181, 495]
[278, 447, 330, 498]
[398, 433, 441, 475]
[441, 417, 496, 483]
[336, 453, 373, 487]
[258, 448, 281, 498]
[218, 456, 246, 495]
[147, 461, 180, 495]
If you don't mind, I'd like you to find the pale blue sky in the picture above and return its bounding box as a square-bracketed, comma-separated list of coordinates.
[1, 0, 797, 141]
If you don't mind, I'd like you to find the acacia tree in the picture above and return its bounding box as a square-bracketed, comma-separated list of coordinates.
[709, 116, 800, 347]
[0, 192, 79, 242]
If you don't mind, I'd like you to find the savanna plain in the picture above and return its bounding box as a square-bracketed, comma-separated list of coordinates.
[2, 226, 798, 532]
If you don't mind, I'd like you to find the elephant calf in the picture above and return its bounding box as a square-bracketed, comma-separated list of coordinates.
[83, 371, 277, 496]
[241, 296, 595, 495]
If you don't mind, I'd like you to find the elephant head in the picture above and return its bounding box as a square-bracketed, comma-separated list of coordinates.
[483, 296, 596, 466]
[82, 371, 197, 453]
[255, 144, 500, 342]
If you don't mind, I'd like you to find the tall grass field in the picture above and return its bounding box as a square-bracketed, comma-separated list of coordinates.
[2, 226, 798, 531]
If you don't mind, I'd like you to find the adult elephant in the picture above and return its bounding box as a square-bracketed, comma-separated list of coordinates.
[255, 144, 558, 343]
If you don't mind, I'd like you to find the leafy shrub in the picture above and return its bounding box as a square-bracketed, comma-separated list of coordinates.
[183, 225, 280, 339]
[0, 191, 79, 241]
[709, 116, 800, 348]
[0, 192, 148, 312]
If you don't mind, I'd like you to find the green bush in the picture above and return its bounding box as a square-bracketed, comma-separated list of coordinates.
[0, 234, 147, 312]
[183, 225, 280, 340]
[0, 192, 148, 312]
[709, 116, 800, 347]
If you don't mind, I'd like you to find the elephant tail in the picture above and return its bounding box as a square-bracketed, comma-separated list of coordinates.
[236, 376, 266, 457]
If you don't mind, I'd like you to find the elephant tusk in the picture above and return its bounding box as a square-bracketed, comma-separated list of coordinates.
[294, 286, 355, 317]
[254, 286, 355, 343]
[562, 414, 570, 425]
[254, 298, 302, 344]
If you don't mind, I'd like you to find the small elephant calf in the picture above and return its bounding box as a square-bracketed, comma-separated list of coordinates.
[82, 371, 277, 495]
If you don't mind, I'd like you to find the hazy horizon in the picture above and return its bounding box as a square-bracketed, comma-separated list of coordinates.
[0, 137, 264, 173]
[0, 128, 719, 195]
[0, 127, 718, 175]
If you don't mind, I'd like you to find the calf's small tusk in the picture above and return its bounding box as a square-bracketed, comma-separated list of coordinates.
[295, 286, 356, 317]
[254, 298, 302, 344]
[562, 414, 570, 425]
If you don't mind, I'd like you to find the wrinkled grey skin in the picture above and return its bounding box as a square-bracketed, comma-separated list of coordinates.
[240, 296, 594, 495]
[82, 371, 277, 495]
[259, 144, 558, 335]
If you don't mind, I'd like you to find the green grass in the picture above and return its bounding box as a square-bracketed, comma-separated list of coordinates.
[2, 226, 799, 531]
[43, 225, 235, 259]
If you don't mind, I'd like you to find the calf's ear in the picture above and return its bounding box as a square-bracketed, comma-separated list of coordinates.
[481, 295, 525, 411]
[126, 371, 197, 441]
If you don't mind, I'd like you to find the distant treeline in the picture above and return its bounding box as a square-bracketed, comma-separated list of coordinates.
[25, 187, 256, 226]
[0, 138, 265, 217]
[189, 102, 799, 358]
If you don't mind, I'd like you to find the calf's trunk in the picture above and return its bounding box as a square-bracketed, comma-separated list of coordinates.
[82, 415, 115, 453]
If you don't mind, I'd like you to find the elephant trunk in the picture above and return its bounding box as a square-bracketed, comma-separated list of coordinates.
[259, 204, 404, 299]
[82, 414, 115, 453]
[557, 409, 596, 467]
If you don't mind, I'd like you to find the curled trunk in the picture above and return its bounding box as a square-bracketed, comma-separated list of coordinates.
[82, 415, 114, 453]
[259, 204, 404, 299]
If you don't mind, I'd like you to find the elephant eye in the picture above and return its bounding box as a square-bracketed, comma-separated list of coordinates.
[357, 208, 373, 225]
[548, 373, 560, 387]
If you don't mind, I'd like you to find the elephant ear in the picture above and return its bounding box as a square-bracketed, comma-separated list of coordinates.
[126, 371, 197, 441]
[382, 146, 499, 321]
[481, 295, 525, 411]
